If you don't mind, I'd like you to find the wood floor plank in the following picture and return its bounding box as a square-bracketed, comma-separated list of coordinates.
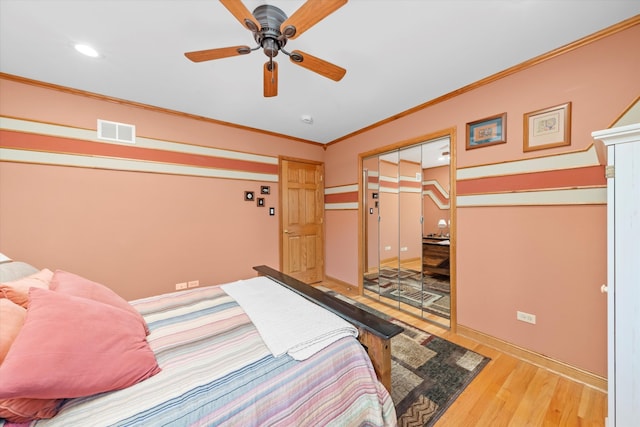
[543, 377, 582, 426]
[510, 368, 560, 426]
[579, 386, 608, 426]
[439, 352, 519, 426]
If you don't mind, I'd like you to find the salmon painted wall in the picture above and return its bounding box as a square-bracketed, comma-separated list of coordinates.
[363, 156, 379, 272]
[379, 160, 399, 263]
[0, 78, 323, 300]
[323, 22, 640, 376]
[398, 160, 422, 262]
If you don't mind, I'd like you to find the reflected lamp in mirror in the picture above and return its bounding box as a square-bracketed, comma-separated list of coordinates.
[438, 219, 447, 237]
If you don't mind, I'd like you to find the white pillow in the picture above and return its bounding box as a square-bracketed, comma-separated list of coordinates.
[0, 261, 40, 282]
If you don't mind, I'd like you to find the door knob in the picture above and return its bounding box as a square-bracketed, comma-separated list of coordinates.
[600, 284, 608, 293]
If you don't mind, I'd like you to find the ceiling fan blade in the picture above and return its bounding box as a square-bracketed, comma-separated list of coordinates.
[184, 46, 251, 62]
[280, 0, 347, 39]
[290, 50, 346, 81]
[219, 0, 260, 31]
[264, 61, 278, 97]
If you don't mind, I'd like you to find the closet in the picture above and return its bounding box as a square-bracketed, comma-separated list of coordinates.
[361, 136, 453, 327]
[592, 122, 640, 427]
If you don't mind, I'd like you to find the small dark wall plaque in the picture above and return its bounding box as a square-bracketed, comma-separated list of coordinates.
[269, 207, 275, 216]
[244, 191, 254, 201]
[257, 198, 265, 206]
[260, 185, 271, 195]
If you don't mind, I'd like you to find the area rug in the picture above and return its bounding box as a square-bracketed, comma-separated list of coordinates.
[364, 268, 451, 319]
[320, 289, 490, 426]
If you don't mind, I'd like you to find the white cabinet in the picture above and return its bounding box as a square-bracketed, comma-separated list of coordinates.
[592, 123, 640, 427]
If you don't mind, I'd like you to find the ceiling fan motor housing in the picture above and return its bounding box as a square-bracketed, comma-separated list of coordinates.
[252, 4, 288, 58]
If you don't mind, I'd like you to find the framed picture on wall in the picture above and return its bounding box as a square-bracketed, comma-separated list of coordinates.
[466, 113, 507, 150]
[523, 102, 571, 152]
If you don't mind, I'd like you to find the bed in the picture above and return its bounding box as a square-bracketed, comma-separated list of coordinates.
[0, 259, 400, 426]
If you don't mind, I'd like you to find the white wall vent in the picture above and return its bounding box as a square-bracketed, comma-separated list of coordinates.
[97, 119, 136, 144]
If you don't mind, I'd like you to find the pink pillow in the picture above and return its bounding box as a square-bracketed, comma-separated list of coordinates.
[0, 397, 63, 423]
[0, 269, 53, 307]
[49, 270, 149, 335]
[0, 299, 26, 364]
[0, 287, 160, 400]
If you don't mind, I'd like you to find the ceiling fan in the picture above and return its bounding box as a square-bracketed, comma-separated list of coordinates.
[184, 0, 347, 97]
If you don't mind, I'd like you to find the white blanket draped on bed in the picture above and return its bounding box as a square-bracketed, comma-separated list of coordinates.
[221, 276, 358, 360]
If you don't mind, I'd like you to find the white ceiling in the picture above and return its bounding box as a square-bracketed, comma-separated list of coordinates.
[1, 1, 638, 144]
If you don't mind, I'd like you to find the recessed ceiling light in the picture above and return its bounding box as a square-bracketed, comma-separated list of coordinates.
[74, 43, 99, 58]
[300, 114, 313, 124]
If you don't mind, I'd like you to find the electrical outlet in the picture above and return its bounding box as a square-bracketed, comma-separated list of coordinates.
[517, 311, 536, 324]
[187, 280, 199, 288]
[384, 246, 391, 251]
[175, 282, 188, 290]
[400, 246, 408, 252]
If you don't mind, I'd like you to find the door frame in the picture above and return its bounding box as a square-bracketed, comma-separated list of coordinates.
[278, 156, 325, 281]
[357, 127, 458, 331]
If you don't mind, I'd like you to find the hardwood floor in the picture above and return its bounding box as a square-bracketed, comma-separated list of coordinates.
[318, 279, 607, 427]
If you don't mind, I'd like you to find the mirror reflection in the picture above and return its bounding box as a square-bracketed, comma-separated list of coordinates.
[363, 136, 451, 327]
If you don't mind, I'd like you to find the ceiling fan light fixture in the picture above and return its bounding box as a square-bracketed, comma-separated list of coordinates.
[262, 38, 279, 58]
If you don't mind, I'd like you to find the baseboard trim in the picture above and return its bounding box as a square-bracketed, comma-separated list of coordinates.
[457, 325, 607, 392]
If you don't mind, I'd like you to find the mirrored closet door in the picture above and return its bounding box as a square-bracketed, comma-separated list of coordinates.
[362, 136, 452, 328]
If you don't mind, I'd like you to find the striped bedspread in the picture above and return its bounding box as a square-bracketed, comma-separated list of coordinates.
[25, 280, 396, 426]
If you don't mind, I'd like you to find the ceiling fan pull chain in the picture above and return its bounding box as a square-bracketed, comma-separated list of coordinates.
[270, 58, 274, 83]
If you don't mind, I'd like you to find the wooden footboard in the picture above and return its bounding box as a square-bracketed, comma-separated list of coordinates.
[253, 265, 403, 391]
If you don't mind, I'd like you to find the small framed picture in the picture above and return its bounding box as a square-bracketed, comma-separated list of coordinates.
[269, 207, 275, 216]
[523, 102, 571, 152]
[260, 186, 270, 195]
[244, 191, 254, 201]
[257, 198, 265, 207]
[466, 113, 507, 150]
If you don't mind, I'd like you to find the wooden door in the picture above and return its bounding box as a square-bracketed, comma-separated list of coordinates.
[280, 158, 324, 283]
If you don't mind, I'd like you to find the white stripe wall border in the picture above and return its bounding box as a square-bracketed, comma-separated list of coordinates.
[399, 186, 421, 193]
[457, 187, 607, 207]
[325, 184, 358, 195]
[0, 148, 278, 182]
[457, 145, 600, 180]
[325, 202, 358, 210]
[424, 190, 451, 209]
[423, 179, 449, 199]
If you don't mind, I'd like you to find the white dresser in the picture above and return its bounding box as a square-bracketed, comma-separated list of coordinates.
[592, 123, 640, 427]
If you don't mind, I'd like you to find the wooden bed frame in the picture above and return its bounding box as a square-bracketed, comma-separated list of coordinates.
[253, 265, 403, 391]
